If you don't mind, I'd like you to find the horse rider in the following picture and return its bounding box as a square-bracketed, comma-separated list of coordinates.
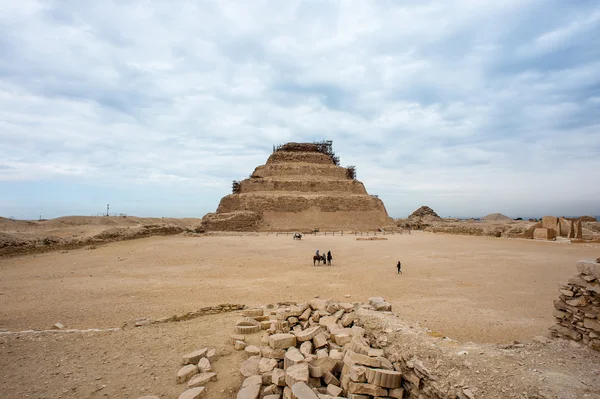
[316, 249, 320, 257]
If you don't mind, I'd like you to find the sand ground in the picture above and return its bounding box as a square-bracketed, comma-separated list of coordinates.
[1, 232, 599, 398]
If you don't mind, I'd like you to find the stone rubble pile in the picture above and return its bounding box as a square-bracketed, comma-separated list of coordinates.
[550, 259, 600, 351]
[231, 296, 434, 399]
[173, 347, 219, 398]
[131, 303, 245, 328]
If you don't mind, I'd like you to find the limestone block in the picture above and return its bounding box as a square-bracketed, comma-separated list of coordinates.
[179, 387, 206, 399]
[259, 358, 279, 374]
[326, 384, 343, 396]
[588, 283, 600, 294]
[237, 375, 262, 399]
[235, 341, 248, 351]
[300, 341, 314, 357]
[273, 368, 286, 386]
[542, 216, 558, 230]
[205, 348, 216, 362]
[291, 382, 319, 399]
[368, 297, 392, 311]
[332, 332, 352, 346]
[388, 387, 405, 398]
[329, 349, 343, 361]
[533, 228, 556, 240]
[314, 356, 338, 374]
[323, 371, 340, 386]
[577, 260, 600, 279]
[284, 347, 305, 370]
[553, 309, 569, 319]
[566, 296, 587, 307]
[367, 348, 384, 357]
[285, 363, 310, 387]
[309, 299, 328, 311]
[343, 350, 382, 368]
[348, 382, 388, 396]
[300, 308, 312, 321]
[263, 384, 281, 395]
[559, 289, 574, 297]
[245, 345, 262, 357]
[188, 372, 217, 388]
[240, 356, 261, 377]
[182, 349, 208, 365]
[316, 348, 329, 359]
[549, 324, 582, 340]
[269, 333, 297, 349]
[243, 308, 265, 318]
[296, 326, 322, 342]
[177, 364, 199, 384]
[198, 357, 212, 373]
[262, 346, 286, 360]
[349, 365, 367, 383]
[365, 368, 402, 388]
[264, 395, 280, 399]
[319, 316, 338, 328]
[340, 312, 356, 327]
[313, 332, 329, 348]
[230, 334, 246, 344]
[349, 337, 370, 355]
[584, 318, 600, 333]
[308, 363, 323, 378]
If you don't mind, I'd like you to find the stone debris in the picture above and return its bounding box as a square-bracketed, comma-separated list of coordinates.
[550, 260, 600, 351]
[230, 298, 451, 399]
[175, 346, 219, 396]
[187, 372, 217, 388]
[178, 387, 206, 399]
[177, 365, 199, 384]
[52, 322, 65, 330]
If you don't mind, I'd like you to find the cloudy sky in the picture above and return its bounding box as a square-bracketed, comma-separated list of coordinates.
[1, 0, 599, 220]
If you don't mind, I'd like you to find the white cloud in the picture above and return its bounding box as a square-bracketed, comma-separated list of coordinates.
[0, 0, 599, 218]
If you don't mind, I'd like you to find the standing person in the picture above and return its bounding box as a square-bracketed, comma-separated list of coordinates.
[397, 261, 402, 274]
[327, 251, 332, 265]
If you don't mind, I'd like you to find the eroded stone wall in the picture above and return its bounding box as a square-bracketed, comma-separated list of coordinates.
[550, 260, 600, 350]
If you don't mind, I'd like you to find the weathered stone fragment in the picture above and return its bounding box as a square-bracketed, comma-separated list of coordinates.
[240, 356, 261, 377]
[300, 341, 314, 357]
[584, 318, 600, 333]
[284, 347, 305, 370]
[343, 350, 381, 368]
[243, 308, 265, 318]
[177, 364, 199, 384]
[230, 334, 246, 344]
[296, 326, 322, 342]
[269, 333, 297, 349]
[237, 375, 262, 399]
[286, 363, 310, 387]
[182, 349, 208, 365]
[272, 368, 286, 386]
[235, 340, 247, 351]
[313, 332, 329, 348]
[244, 345, 261, 357]
[179, 387, 206, 399]
[259, 357, 279, 374]
[188, 372, 217, 388]
[326, 384, 343, 396]
[290, 382, 319, 399]
[365, 368, 402, 388]
[368, 297, 392, 311]
[348, 382, 387, 396]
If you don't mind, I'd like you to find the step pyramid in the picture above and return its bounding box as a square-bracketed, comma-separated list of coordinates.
[201, 141, 394, 231]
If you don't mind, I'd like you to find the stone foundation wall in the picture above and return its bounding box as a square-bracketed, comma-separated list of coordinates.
[550, 260, 600, 350]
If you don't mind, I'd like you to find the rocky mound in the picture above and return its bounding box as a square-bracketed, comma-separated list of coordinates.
[482, 213, 512, 222]
[405, 206, 442, 227]
[203, 141, 395, 231]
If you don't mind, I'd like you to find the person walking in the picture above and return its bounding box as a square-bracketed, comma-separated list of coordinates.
[397, 261, 402, 274]
[327, 251, 332, 265]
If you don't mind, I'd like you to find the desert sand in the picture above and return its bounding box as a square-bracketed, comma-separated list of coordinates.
[2, 228, 600, 398]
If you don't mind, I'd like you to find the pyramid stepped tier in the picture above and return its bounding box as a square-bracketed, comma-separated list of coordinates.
[251, 163, 349, 179]
[239, 178, 368, 194]
[201, 141, 395, 231]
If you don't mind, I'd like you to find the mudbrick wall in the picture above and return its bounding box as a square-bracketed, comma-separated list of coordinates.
[550, 259, 600, 350]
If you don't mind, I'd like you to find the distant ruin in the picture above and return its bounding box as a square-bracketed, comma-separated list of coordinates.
[534, 216, 583, 240]
[201, 141, 395, 231]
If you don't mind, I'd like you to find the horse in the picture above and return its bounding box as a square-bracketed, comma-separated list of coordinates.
[313, 254, 326, 266]
[293, 233, 303, 240]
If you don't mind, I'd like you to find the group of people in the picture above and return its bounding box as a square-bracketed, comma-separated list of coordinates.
[315, 249, 333, 265]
